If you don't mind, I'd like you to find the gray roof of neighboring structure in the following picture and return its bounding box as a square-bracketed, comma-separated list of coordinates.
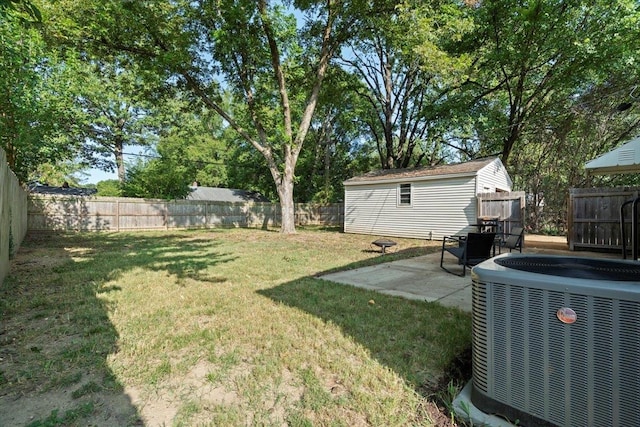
[29, 183, 97, 196]
[186, 186, 269, 203]
[343, 157, 498, 185]
[585, 136, 640, 175]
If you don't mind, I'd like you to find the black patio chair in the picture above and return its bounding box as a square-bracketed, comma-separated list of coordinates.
[497, 226, 524, 254]
[440, 232, 496, 277]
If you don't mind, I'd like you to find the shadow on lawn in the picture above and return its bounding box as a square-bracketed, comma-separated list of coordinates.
[0, 231, 234, 426]
[59, 231, 236, 283]
[259, 261, 472, 396]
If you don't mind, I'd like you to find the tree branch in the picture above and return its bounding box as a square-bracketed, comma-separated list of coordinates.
[258, 0, 292, 141]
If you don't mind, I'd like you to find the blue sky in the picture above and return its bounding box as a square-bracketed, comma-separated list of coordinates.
[78, 146, 148, 185]
[83, 167, 117, 184]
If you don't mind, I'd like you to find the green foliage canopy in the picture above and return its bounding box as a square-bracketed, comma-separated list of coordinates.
[446, 0, 640, 163]
[0, 3, 79, 182]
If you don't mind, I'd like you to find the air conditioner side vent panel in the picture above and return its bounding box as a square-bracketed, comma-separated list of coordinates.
[471, 266, 640, 427]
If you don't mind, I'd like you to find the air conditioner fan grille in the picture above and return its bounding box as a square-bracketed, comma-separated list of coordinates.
[494, 256, 640, 281]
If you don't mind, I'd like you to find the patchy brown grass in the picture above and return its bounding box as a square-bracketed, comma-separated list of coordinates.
[0, 228, 470, 426]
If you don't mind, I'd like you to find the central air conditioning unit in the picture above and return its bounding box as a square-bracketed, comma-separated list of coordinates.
[469, 254, 640, 427]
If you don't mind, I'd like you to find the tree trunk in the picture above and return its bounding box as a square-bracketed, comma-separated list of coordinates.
[502, 124, 519, 165]
[323, 138, 332, 197]
[277, 173, 296, 234]
[115, 138, 125, 183]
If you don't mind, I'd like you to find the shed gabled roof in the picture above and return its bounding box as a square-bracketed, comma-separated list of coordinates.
[585, 136, 640, 175]
[343, 157, 498, 186]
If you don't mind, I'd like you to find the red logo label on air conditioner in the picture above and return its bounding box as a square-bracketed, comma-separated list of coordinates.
[556, 307, 577, 324]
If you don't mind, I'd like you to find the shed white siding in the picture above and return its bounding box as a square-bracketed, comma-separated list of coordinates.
[344, 175, 480, 240]
[343, 157, 513, 240]
[476, 159, 512, 194]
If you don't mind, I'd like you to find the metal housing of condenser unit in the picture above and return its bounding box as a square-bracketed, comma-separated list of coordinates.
[470, 253, 640, 427]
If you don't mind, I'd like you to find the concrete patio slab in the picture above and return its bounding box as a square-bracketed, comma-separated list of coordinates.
[320, 251, 473, 310]
[319, 235, 616, 312]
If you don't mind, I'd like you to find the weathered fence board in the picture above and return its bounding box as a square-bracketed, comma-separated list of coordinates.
[568, 187, 640, 252]
[0, 147, 28, 285]
[477, 191, 526, 234]
[28, 195, 344, 232]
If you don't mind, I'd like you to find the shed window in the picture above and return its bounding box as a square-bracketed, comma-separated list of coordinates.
[398, 183, 412, 206]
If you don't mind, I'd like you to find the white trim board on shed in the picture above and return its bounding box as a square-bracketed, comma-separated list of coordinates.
[343, 157, 512, 240]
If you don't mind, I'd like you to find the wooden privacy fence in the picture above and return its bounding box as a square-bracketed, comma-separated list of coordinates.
[0, 147, 28, 285]
[28, 195, 344, 232]
[477, 191, 526, 234]
[568, 186, 640, 252]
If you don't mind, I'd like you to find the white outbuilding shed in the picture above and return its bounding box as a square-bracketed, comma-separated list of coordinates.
[343, 157, 512, 240]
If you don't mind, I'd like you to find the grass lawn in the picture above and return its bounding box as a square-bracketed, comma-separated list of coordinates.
[0, 228, 471, 426]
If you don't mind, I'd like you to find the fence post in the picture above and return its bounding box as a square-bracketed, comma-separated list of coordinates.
[165, 201, 169, 230]
[568, 191, 574, 250]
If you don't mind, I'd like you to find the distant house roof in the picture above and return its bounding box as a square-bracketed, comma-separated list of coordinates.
[343, 157, 499, 186]
[186, 186, 269, 203]
[29, 183, 97, 196]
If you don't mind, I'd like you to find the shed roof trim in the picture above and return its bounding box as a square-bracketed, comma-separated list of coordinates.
[343, 157, 498, 185]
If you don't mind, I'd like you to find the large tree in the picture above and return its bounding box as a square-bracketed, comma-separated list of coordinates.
[70, 60, 158, 183]
[47, 0, 390, 233]
[450, 0, 640, 164]
[511, 73, 640, 232]
[343, 0, 473, 169]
